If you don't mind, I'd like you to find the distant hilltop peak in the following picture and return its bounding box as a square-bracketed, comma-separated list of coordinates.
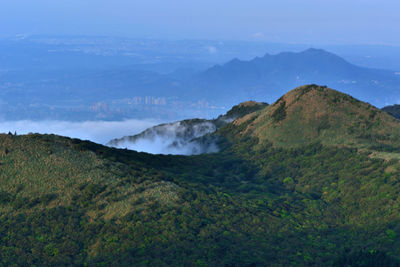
[224, 48, 340, 65]
[382, 104, 400, 119]
[260, 48, 344, 58]
[237, 100, 266, 108]
[205, 47, 355, 82]
[302, 48, 330, 54]
[275, 84, 360, 107]
[222, 101, 268, 120]
[193, 47, 400, 111]
[224, 84, 400, 150]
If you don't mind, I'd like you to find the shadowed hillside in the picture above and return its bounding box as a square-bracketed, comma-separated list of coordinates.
[2, 86, 400, 266]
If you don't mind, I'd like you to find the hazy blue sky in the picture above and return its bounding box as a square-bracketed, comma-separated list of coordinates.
[1, 0, 399, 45]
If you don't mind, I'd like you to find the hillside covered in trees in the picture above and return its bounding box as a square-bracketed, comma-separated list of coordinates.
[1, 85, 400, 266]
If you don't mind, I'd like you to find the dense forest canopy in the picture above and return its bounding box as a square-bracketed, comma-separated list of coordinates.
[1, 85, 400, 266]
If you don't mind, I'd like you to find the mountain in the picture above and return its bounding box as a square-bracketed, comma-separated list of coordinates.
[189, 48, 400, 107]
[382, 104, 400, 119]
[107, 101, 267, 155]
[2, 85, 400, 266]
[2, 47, 400, 121]
[219, 84, 400, 151]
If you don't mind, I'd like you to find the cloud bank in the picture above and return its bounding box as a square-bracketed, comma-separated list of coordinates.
[108, 120, 220, 155]
[0, 119, 219, 155]
[0, 119, 159, 145]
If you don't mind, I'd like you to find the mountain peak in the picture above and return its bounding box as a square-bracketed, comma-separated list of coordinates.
[277, 84, 355, 106]
[264, 48, 343, 59]
[228, 85, 400, 149]
[222, 100, 268, 120]
[302, 48, 329, 54]
[237, 100, 267, 108]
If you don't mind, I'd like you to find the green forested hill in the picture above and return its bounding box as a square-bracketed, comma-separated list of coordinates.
[2, 85, 400, 266]
[223, 84, 400, 150]
[383, 104, 400, 120]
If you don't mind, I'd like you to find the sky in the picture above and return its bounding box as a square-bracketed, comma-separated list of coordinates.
[1, 0, 399, 45]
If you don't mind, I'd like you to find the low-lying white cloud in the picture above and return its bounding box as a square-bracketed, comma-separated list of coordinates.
[0, 119, 160, 145]
[0, 119, 220, 155]
[108, 120, 220, 155]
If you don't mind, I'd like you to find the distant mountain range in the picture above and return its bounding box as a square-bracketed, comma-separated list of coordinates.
[188, 48, 400, 107]
[2, 46, 400, 120]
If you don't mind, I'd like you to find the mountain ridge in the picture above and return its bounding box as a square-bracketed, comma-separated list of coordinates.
[382, 104, 400, 119]
[107, 101, 267, 154]
[2, 86, 400, 265]
[189, 49, 400, 108]
[3, 47, 400, 121]
[218, 84, 400, 155]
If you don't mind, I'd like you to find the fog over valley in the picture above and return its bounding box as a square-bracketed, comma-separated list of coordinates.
[0, 118, 221, 155]
[0, 119, 159, 145]
[107, 120, 220, 155]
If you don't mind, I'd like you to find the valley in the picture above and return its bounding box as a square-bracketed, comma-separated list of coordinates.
[1, 85, 400, 265]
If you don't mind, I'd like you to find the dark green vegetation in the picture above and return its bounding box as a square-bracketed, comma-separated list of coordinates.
[2, 85, 400, 266]
[221, 100, 269, 119]
[383, 104, 400, 119]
